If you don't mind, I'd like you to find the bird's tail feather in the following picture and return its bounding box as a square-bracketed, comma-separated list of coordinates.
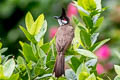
[53, 52, 65, 77]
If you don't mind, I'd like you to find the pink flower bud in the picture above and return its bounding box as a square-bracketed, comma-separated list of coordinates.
[49, 27, 58, 38]
[96, 63, 105, 74]
[95, 45, 111, 61]
[67, 3, 78, 18]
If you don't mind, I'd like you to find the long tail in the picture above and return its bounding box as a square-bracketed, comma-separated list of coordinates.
[53, 52, 65, 77]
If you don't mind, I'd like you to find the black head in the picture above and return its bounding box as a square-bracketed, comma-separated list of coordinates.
[54, 8, 69, 26]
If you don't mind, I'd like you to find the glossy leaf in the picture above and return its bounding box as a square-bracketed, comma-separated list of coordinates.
[9, 73, 19, 80]
[114, 75, 120, 80]
[35, 73, 52, 80]
[76, 63, 89, 80]
[91, 33, 99, 46]
[22, 43, 37, 62]
[35, 20, 47, 42]
[0, 48, 8, 54]
[2, 55, 12, 65]
[94, 17, 104, 28]
[95, 0, 101, 10]
[65, 69, 77, 80]
[77, 0, 96, 11]
[73, 24, 81, 49]
[83, 16, 93, 29]
[97, 77, 104, 80]
[37, 38, 44, 47]
[25, 12, 34, 33]
[30, 14, 44, 35]
[0, 65, 5, 79]
[90, 38, 110, 52]
[17, 56, 25, 66]
[3, 58, 15, 78]
[114, 65, 120, 76]
[65, 55, 73, 62]
[85, 59, 97, 67]
[76, 49, 97, 58]
[71, 57, 81, 72]
[86, 73, 96, 80]
[79, 72, 89, 80]
[19, 25, 37, 43]
[90, 10, 101, 17]
[80, 30, 91, 49]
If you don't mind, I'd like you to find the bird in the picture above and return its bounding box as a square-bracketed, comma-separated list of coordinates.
[53, 8, 74, 77]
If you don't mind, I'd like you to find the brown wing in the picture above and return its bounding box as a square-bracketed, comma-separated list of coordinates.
[56, 25, 74, 54]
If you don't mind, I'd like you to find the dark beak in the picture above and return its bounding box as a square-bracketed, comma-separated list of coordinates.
[53, 16, 59, 19]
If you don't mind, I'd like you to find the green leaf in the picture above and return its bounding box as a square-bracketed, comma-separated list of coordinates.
[65, 55, 73, 62]
[30, 14, 44, 35]
[35, 73, 52, 80]
[95, 0, 101, 10]
[76, 63, 89, 80]
[0, 48, 8, 54]
[72, 16, 80, 25]
[58, 77, 67, 80]
[25, 12, 34, 33]
[114, 75, 120, 80]
[80, 30, 91, 49]
[72, 19, 82, 49]
[37, 38, 44, 47]
[8, 73, 19, 80]
[0, 42, 2, 48]
[90, 9, 102, 17]
[2, 55, 12, 65]
[76, 49, 97, 58]
[19, 41, 24, 47]
[85, 59, 97, 67]
[71, 57, 80, 72]
[97, 77, 104, 80]
[19, 25, 37, 43]
[17, 56, 25, 65]
[65, 69, 77, 80]
[66, 49, 79, 55]
[0, 65, 6, 79]
[37, 46, 46, 59]
[35, 20, 47, 42]
[41, 42, 53, 54]
[77, 0, 96, 11]
[86, 73, 96, 80]
[90, 38, 110, 52]
[94, 17, 104, 28]
[46, 48, 55, 63]
[3, 58, 15, 78]
[91, 33, 99, 46]
[17, 56, 26, 71]
[46, 60, 55, 68]
[83, 16, 93, 29]
[0, 56, 1, 64]
[114, 65, 120, 76]
[34, 59, 46, 76]
[74, 1, 89, 16]
[79, 72, 90, 80]
[22, 43, 37, 62]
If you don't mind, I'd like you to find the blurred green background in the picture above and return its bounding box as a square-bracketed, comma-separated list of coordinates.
[0, 0, 120, 79]
[0, 0, 72, 56]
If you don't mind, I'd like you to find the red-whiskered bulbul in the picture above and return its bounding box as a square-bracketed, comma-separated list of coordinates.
[53, 8, 74, 77]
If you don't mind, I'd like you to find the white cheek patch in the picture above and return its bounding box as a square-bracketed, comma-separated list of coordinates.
[58, 19, 63, 26]
[61, 20, 67, 24]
